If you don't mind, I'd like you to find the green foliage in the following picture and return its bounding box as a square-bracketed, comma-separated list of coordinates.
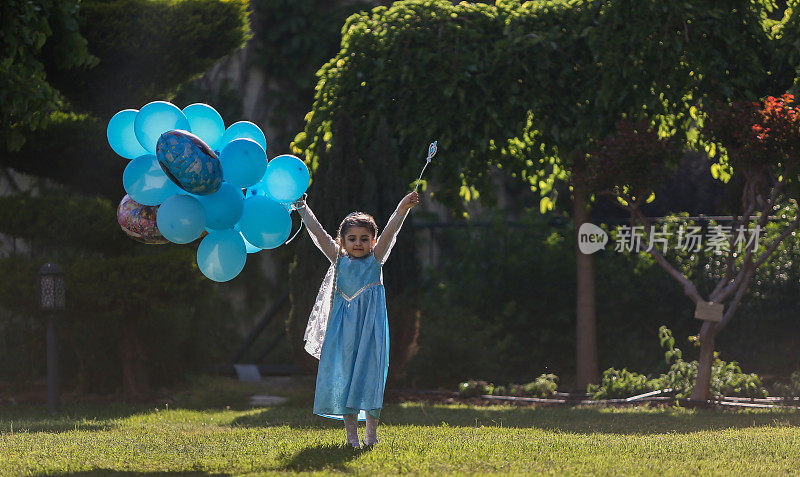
[588, 327, 768, 400]
[294, 0, 787, 212]
[250, 0, 374, 147]
[587, 368, 658, 400]
[1, 0, 95, 150]
[774, 371, 800, 403]
[457, 379, 494, 397]
[0, 248, 239, 392]
[0, 113, 124, 200]
[47, 0, 251, 118]
[656, 327, 768, 399]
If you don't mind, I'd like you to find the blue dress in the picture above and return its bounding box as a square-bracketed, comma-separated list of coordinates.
[313, 252, 390, 421]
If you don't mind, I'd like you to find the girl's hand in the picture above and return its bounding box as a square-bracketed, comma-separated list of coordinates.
[291, 193, 308, 210]
[398, 191, 420, 212]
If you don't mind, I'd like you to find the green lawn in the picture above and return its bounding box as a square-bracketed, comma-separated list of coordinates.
[0, 377, 799, 475]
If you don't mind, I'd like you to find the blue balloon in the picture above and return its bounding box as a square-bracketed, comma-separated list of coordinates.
[107, 109, 148, 159]
[156, 194, 206, 244]
[156, 129, 223, 195]
[197, 229, 247, 282]
[183, 103, 225, 151]
[220, 121, 267, 152]
[264, 154, 310, 202]
[240, 232, 262, 253]
[239, 196, 292, 249]
[134, 101, 190, 154]
[123, 155, 182, 206]
[219, 138, 268, 188]
[197, 182, 244, 230]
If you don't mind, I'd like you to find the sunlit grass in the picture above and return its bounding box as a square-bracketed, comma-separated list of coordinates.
[0, 377, 798, 475]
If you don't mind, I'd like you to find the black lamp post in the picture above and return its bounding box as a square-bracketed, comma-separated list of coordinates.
[39, 262, 65, 413]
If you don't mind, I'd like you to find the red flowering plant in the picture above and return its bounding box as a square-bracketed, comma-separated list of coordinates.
[703, 94, 800, 188]
[584, 120, 680, 208]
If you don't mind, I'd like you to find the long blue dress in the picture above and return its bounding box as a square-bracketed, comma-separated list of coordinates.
[313, 252, 390, 421]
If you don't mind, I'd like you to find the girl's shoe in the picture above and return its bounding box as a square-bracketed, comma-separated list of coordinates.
[346, 440, 362, 450]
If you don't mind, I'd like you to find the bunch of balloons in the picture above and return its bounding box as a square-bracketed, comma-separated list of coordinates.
[109, 101, 310, 282]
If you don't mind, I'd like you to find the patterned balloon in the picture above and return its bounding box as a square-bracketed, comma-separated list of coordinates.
[117, 195, 168, 244]
[156, 129, 222, 195]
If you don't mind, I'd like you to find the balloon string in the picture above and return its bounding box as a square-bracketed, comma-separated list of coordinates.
[284, 220, 305, 245]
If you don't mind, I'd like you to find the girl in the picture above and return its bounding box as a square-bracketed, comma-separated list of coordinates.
[293, 191, 420, 449]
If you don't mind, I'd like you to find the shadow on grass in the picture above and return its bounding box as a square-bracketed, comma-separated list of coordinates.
[0, 403, 153, 434]
[278, 443, 363, 472]
[231, 402, 800, 435]
[38, 471, 222, 477]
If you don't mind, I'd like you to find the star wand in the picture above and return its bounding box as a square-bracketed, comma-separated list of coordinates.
[413, 140, 438, 193]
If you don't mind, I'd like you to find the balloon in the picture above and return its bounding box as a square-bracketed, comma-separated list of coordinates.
[156, 129, 223, 195]
[107, 109, 148, 159]
[116, 195, 168, 244]
[197, 182, 244, 230]
[241, 232, 262, 253]
[156, 194, 206, 244]
[123, 154, 182, 206]
[219, 138, 268, 188]
[239, 196, 292, 249]
[196, 229, 247, 282]
[233, 222, 262, 253]
[183, 103, 225, 151]
[263, 154, 310, 202]
[134, 101, 190, 154]
[220, 121, 267, 152]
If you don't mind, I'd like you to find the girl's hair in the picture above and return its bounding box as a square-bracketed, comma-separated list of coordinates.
[336, 212, 378, 246]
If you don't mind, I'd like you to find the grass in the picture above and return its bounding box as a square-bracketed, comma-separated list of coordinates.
[0, 376, 799, 475]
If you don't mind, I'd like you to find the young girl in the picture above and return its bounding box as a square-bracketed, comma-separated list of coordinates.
[293, 191, 419, 449]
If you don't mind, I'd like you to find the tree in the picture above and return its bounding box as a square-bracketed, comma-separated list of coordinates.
[1, 0, 95, 150]
[587, 95, 800, 400]
[0, 0, 251, 395]
[292, 0, 781, 388]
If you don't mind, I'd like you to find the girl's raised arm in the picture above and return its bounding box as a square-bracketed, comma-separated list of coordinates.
[374, 192, 419, 264]
[293, 197, 339, 263]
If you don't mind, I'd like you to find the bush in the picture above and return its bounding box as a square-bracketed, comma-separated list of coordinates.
[774, 371, 800, 403]
[655, 327, 767, 399]
[458, 374, 558, 398]
[587, 368, 657, 400]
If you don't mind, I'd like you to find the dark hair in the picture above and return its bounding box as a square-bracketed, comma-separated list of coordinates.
[337, 211, 378, 246]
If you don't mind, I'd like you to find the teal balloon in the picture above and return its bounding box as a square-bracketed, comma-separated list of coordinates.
[107, 109, 148, 159]
[240, 232, 262, 253]
[264, 154, 310, 202]
[220, 138, 268, 188]
[123, 154, 182, 206]
[183, 103, 225, 151]
[197, 229, 247, 282]
[239, 196, 292, 249]
[156, 194, 206, 244]
[197, 182, 244, 230]
[220, 121, 267, 152]
[134, 101, 190, 154]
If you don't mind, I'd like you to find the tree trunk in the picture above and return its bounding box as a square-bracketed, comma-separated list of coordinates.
[573, 183, 598, 389]
[691, 321, 716, 401]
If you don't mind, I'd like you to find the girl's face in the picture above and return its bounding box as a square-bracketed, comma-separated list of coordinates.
[343, 226, 375, 258]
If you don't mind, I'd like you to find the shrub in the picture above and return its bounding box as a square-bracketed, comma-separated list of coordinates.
[587, 368, 657, 400]
[458, 374, 558, 398]
[655, 327, 768, 399]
